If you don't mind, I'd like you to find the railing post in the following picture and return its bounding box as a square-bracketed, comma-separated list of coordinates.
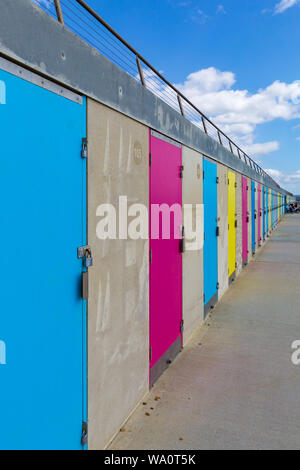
[202, 117, 208, 134]
[177, 95, 185, 117]
[229, 140, 233, 154]
[54, 0, 64, 25]
[217, 131, 222, 146]
[136, 57, 146, 87]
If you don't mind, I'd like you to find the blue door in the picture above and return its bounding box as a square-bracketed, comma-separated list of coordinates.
[203, 159, 218, 317]
[262, 186, 265, 240]
[0, 68, 86, 449]
[285, 195, 287, 213]
[251, 181, 256, 253]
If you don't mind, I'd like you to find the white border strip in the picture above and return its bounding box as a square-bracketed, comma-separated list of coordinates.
[151, 129, 182, 148]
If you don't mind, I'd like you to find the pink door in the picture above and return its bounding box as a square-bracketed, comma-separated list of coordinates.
[258, 184, 261, 245]
[149, 130, 182, 386]
[242, 177, 248, 265]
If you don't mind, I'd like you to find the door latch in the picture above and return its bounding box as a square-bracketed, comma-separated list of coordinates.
[81, 422, 88, 446]
[180, 226, 185, 253]
[81, 138, 88, 159]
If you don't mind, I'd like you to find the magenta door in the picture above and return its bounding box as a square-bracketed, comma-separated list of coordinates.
[242, 177, 248, 265]
[258, 184, 261, 245]
[149, 130, 182, 386]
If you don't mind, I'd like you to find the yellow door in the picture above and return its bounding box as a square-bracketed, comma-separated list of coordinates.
[228, 171, 236, 279]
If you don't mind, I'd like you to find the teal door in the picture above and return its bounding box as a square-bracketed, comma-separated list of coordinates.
[203, 159, 218, 317]
[0, 66, 87, 449]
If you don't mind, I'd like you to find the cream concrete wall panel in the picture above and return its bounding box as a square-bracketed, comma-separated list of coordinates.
[182, 147, 203, 346]
[235, 172, 243, 276]
[247, 178, 252, 261]
[87, 99, 149, 449]
[217, 163, 228, 299]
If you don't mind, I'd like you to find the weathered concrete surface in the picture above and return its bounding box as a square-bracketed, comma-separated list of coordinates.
[217, 163, 228, 299]
[87, 99, 149, 450]
[182, 147, 203, 345]
[109, 215, 300, 450]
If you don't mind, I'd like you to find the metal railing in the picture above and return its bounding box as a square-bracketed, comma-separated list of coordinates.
[33, 0, 280, 188]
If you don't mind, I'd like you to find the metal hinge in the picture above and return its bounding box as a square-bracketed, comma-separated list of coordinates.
[149, 250, 152, 263]
[216, 226, 220, 237]
[203, 170, 205, 179]
[216, 282, 219, 290]
[81, 138, 88, 159]
[81, 422, 88, 447]
[180, 319, 184, 333]
[180, 165, 184, 178]
[149, 153, 152, 166]
[149, 347, 152, 361]
[216, 176, 219, 184]
[203, 293, 205, 304]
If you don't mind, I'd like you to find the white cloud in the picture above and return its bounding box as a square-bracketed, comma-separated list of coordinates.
[265, 168, 300, 193]
[274, 0, 300, 14]
[244, 141, 280, 156]
[191, 9, 209, 24]
[217, 5, 226, 14]
[175, 66, 300, 156]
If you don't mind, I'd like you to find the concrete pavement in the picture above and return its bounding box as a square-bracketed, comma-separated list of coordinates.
[109, 215, 300, 450]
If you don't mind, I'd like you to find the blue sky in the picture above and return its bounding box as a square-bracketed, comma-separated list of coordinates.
[45, 0, 300, 192]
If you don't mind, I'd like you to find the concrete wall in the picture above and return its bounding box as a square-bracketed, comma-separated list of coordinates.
[182, 147, 204, 345]
[87, 99, 149, 449]
[217, 164, 228, 298]
[236, 173, 243, 275]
